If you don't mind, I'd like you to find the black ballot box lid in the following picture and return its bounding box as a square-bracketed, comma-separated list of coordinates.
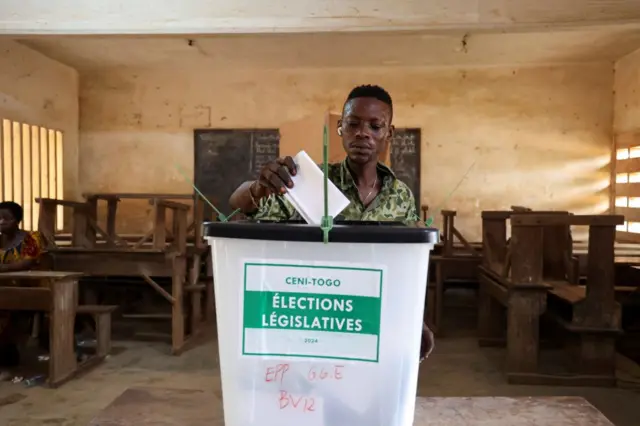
[203, 220, 439, 244]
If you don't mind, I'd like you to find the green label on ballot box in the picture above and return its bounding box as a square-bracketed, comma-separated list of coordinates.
[242, 262, 383, 362]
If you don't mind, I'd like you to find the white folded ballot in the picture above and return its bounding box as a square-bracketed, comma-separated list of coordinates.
[283, 151, 350, 225]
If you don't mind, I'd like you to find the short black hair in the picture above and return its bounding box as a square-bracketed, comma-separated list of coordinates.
[0, 201, 23, 223]
[344, 85, 393, 119]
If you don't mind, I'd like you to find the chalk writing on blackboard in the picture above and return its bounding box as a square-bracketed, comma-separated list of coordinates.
[390, 129, 421, 212]
[194, 129, 280, 216]
[251, 132, 280, 178]
[395, 137, 417, 154]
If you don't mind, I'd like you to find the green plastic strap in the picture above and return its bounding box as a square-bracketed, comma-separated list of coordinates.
[320, 124, 333, 244]
[424, 159, 476, 227]
[174, 163, 240, 223]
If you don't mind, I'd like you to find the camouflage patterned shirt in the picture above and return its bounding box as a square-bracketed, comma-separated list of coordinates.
[249, 159, 419, 222]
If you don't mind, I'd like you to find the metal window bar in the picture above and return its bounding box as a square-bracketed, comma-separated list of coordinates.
[0, 118, 64, 231]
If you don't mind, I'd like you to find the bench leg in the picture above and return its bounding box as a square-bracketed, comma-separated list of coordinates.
[205, 252, 215, 322]
[478, 279, 503, 346]
[95, 313, 112, 358]
[190, 290, 203, 335]
[506, 291, 545, 375]
[205, 281, 215, 323]
[49, 278, 79, 388]
[189, 253, 201, 287]
[435, 261, 444, 334]
[426, 286, 437, 334]
[172, 256, 186, 355]
[573, 334, 617, 377]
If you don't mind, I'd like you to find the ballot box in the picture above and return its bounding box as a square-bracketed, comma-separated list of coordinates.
[205, 220, 438, 426]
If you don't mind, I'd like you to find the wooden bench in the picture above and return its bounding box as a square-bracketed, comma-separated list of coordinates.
[478, 208, 575, 348]
[425, 209, 482, 335]
[82, 192, 208, 248]
[36, 197, 128, 249]
[548, 281, 585, 304]
[440, 210, 482, 258]
[479, 212, 624, 386]
[76, 305, 118, 358]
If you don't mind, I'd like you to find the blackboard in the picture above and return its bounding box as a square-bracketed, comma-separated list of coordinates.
[390, 128, 421, 212]
[194, 129, 280, 218]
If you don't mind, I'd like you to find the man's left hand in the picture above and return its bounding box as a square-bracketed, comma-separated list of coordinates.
[420, 322, 435, 362]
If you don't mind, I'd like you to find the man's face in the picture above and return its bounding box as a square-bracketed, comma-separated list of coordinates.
[339, 97, 393, 165]
[0, 209, 16, 234]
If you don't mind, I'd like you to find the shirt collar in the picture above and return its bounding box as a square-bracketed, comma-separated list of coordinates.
[338, 158, 396, 189]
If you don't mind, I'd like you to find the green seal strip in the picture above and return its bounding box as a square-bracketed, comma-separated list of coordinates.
[425, 159, 476, 227]
[174, 163, 241, 223]
[320, 124, 333, 244]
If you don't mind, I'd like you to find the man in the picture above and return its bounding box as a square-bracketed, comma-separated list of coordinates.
[229, 84, 434, 359]
[230, 85, 418, 221]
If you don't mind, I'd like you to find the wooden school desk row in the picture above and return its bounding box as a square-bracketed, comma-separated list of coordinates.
[0, 271, 113, 387]
[36, 193, 214, 355]
[424, 207, 639, 387]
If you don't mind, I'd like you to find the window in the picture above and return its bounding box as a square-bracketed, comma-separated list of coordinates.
[614, 132, 640, 241]
[0, 119, 63, 231]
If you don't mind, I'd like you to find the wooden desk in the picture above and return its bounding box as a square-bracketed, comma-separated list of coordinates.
[0, 271, 82, 387]
[428, 254, 481, 335]
[51, 249, 200, 355]
[426, 210, 482, 335]
[87, 387, 614, 425]
[40, 194, 211, 355]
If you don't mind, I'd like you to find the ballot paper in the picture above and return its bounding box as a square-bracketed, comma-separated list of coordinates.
[283, 151, 350, 225]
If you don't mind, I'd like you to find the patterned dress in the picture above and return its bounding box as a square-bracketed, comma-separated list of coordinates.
[250, 159, 419, 222]
[0, 231, 45, 340]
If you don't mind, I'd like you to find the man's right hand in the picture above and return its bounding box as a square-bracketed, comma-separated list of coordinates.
[254, 156, 297, 198]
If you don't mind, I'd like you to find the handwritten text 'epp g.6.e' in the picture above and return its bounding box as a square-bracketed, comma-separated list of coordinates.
[264, 363, 345, 384]
[264, 363, 345, 412]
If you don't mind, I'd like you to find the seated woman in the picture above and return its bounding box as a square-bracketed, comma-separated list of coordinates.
[0, 201, 46, 373]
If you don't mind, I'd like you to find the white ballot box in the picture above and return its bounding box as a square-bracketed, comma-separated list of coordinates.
[206, 221, 438, 426]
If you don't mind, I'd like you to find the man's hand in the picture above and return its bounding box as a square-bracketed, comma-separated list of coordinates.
[256, 156, 297, 197]
[420, 322, 435, 362]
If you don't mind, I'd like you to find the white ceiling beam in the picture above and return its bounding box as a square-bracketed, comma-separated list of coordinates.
[1, 0, 640, 35]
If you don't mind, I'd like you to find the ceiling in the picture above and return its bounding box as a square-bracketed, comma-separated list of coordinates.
[16, 25, 640, 71]
[3, 0, 640, 35]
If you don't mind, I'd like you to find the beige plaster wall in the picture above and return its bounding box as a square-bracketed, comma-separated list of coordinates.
[0, 39, 80, 202]
[79, 63, 613, 240]
[615, 48, 640, 134]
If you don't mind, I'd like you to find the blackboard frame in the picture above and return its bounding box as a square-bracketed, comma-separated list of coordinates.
[390, 128, 421, 213]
